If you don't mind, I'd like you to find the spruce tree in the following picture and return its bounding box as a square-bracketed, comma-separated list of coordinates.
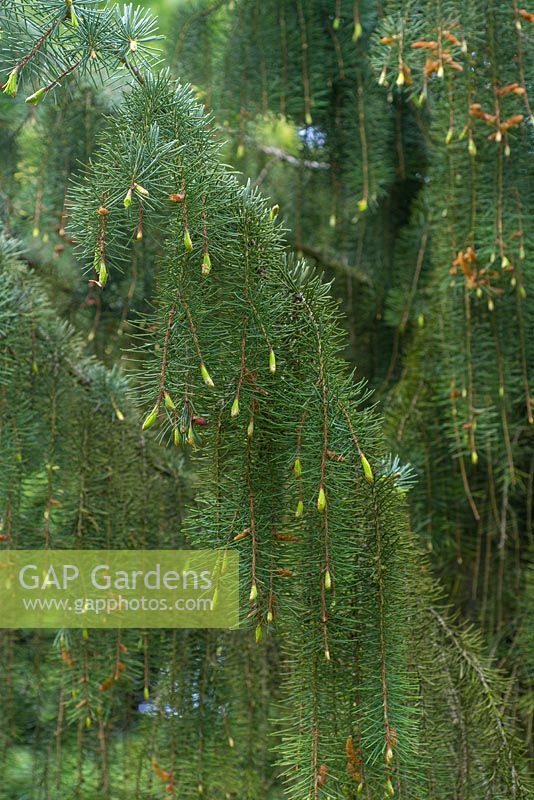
[0, 3, 531, 800]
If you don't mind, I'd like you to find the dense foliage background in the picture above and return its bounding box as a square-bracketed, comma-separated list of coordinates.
[0, 2, 532, 799]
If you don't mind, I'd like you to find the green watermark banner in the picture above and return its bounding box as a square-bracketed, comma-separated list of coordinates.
[0, 550, 239, 628]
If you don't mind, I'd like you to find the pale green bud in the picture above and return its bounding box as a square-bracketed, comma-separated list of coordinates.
[164, 391, 176, 411]
[98, 261, 108, 287]
[68, 3, 79, 27]
[360, 453, 374, 483]
[202, 251, 211, 276]
[3, 68, 19, 97]
[353, 21, 363, 41]
[187, 424, 195, 447]
[142, 406, 159, 431]
[200, 363, 214, 388]
[25, 87, 47, 106]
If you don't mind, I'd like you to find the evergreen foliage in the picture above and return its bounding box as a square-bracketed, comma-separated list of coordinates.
[168, 0, 534, 767]
[0, 2, 531, 799]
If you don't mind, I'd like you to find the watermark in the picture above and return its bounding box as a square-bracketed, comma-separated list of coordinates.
[0, 550, 238, 628]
